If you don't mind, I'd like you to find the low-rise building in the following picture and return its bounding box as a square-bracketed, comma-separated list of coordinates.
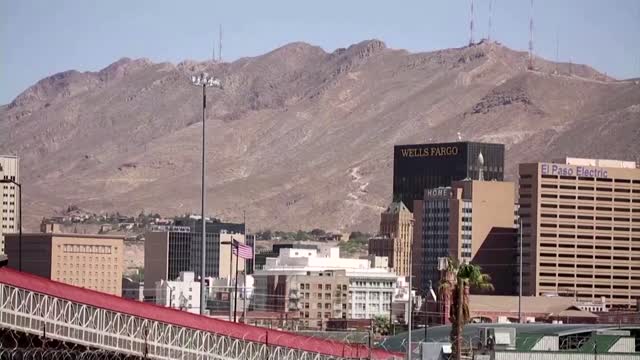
[144, 223, 246, 301]
[253, 247, 405, 329]
[155, 271, 201, 314]
[4, 226, 124, 296]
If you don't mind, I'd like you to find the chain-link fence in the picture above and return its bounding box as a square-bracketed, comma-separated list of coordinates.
[0, 328, 143, 360]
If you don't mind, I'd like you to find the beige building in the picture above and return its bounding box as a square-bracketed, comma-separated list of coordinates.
[4, 224, 124, 296]
[413, 180, 516, 295]
[292, 270, 350, 329]
[518, 158, 640, 309]
[369, 202, 413, 277]
[144, 228, 245, 300]
[0, 155, 20, 254]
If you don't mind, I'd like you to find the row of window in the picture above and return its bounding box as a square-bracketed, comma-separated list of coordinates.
[539, 194, 637, 203]
[539, 213, 639, 221]
[539, 175, 638, 183]
[540, 223, 639, 232]
[539, 272, 640, 280]
[62, 244, 115, 254]
[539, 282, 640, 290]
[540, 184, 639, 192]
[538, 203, 639, 212]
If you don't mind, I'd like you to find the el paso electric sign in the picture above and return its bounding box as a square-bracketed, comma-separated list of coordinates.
[541, 163, 609, 179]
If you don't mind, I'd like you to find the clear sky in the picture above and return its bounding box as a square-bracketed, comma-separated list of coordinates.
[2, 0, 639, 104]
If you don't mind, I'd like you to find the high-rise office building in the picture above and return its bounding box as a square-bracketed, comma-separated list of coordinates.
[4, 224, 124, 296]
[393, 142, 504, 212]
[518, 158, 640, 309]
[0, 155, 19, 254]
[369, 202, 414, 277]
[413, 180, 516, 295]
[144, 224, 246, 300]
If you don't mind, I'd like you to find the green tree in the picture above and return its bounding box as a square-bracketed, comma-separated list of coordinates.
[372, 315, 391, 336]
[439, 258, 493, 360]
[310, 228, 326, 237]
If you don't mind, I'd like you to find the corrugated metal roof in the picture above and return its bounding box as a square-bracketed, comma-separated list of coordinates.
[378, 323, 640, 353]
[0, 268, 400, 359]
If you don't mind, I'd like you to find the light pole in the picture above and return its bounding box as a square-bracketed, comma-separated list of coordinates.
[0, 179, 21, 271]
[190, 73, 222, 316]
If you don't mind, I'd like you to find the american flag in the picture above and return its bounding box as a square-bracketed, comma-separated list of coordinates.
[232, 239, 253, 259]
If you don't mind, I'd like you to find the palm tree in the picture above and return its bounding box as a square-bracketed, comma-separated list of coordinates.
[439, 258, 493, 360]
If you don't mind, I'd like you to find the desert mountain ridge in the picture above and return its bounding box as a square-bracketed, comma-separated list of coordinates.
[1, 39, 639, 232]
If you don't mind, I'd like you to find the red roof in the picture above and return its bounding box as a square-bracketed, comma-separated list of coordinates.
[0, 268, 400, 359]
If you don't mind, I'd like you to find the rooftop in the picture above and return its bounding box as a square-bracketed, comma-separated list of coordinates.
[554, 157, 637, 169]
[469, 295, 596, 318]
[378, 323, 640, 353]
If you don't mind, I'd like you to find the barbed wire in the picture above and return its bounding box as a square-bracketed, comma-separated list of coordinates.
[0, 328, 143, 360]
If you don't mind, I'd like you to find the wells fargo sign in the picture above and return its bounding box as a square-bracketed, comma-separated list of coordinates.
[400, 146, 459, 158]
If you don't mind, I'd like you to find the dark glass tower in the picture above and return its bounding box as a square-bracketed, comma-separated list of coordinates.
[392, 142, 505, 211]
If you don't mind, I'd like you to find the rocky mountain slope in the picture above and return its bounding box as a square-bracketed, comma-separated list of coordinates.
[1, 40, 639, 232]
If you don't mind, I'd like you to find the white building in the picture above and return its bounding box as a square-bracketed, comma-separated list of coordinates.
[0, 155, 19, 255]
[155, 271, 201, 314]
[254, 247, 409, 322]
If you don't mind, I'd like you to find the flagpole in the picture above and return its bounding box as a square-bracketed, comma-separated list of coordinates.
[233, 241, 240, 322]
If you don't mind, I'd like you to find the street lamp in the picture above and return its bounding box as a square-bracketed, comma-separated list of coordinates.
[0, 179, 21, 271]
[190, 72, 223, 316]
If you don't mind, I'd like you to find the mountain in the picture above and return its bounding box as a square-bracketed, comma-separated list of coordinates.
[1, 40, 639, 232]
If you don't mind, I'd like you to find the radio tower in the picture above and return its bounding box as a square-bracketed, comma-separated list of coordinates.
[212, 39, 216, 62]
[469, 0, 475, 45]
[218, 24, 223, 62]
[528, 0, 534, 70]
[488, 0, 493, 41]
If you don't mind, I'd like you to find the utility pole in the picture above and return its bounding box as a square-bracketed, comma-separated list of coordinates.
[243, 270, 248, 323]
[368, 318, 373, 360]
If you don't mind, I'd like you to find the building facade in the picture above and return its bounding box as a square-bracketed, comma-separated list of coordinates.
[518, 158, 640, 309]
[413, 180, 516, 295]
[253, 247, 401, 329]
[393, 142, 504, 212]
[0, 155, 19, 254]
[155, 271, 201, 314]
[144, 226, 245, 300]
[4, 229, 124, 296]
[369, 202, 413, 277]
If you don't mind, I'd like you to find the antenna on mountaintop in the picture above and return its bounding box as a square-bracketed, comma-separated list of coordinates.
[528, 0, 534, 70]
[555, 28, 559, 74]
[469, 0, 475, 45]
[488, 0, 493, 41]
[218, 24, 223, 62]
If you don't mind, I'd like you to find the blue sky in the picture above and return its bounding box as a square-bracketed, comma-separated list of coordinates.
[2, 0, 639, 104]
